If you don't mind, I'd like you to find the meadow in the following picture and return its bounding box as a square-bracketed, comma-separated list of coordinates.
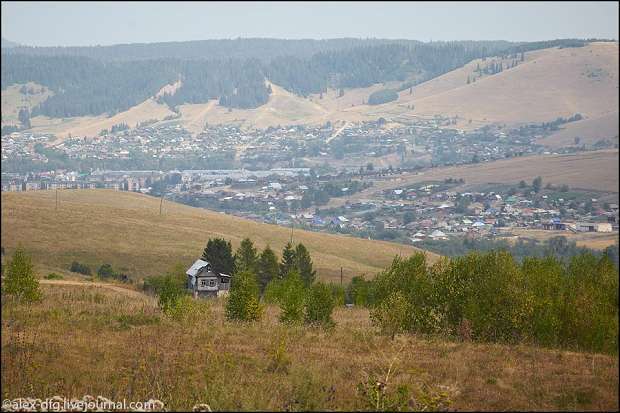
[2, 283, 618, 411]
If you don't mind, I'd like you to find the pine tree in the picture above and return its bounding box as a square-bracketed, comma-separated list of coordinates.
[295, 243, 316, 287]
[258, 245, 279, 294]
[4, 247, 41, 302]
[202, 238, 235, 275]
[279, 242, 296, 278]
[234, 238, 258, 274]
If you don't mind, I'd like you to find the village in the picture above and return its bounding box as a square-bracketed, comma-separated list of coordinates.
[2, 117, 618, 251]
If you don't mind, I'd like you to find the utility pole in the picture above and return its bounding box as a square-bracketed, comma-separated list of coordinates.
[159, 193, 164, 216]
[340, 267, 343, 286]
[55, 188, 58, 211]
[290, 220, 294, 244]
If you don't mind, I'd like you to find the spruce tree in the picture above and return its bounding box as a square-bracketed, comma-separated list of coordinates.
[234, 238, 258, 274]
[279, 242, 296, 278]
[295, 243, 316, 287]
[258, 245, 279, 294]
[202, 238, 235, 275]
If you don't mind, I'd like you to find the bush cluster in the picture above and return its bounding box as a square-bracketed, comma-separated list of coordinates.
[69, 261, 91, 275]
[367, 251, 618, 353]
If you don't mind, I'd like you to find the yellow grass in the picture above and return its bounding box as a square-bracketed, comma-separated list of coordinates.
[497, 228, 619, 250]
[1, 284, 618, 411]
[0, 189, 436, 282]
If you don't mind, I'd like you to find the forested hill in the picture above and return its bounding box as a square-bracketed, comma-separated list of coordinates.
[2, 38, 423, 61]
[1, 38, 594, 118]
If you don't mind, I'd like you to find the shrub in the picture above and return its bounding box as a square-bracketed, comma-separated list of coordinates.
[368, 89, 399, 105]
[97, 263, 115, 279]
[167, 295, 210, 324]
[328, 283, 345, 306]
[346, 275, 375, 306]
[262, 277, 283, 304]
[266, 336, 291, 373]
[370, 291, 409, 339]
[4, 247, 42, 303]
[44, 273, 63, 280]
[304, 282, 336, 327]
[70, 261, 91, 275]
[277, 270, 306, 324]
[433, 251, 530, 342]
[225, 270, 263, 321]
[373, 254, 438, 334]
[143, 267, 184, 295]
[369, 250, 618, 353]
[158, 274, 185, 316]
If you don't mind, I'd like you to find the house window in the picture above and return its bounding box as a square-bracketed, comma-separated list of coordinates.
[209, 279, 216, 287]
[220, 277, 229, 283]
[199, 279, 208, 288]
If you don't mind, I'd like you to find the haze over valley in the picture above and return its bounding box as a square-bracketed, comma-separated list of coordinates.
[1, 2, 618, 412]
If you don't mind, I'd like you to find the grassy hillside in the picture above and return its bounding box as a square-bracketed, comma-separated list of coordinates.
[0, 189, 435, 282]
[378, 42, 619, 131]
[2, 283, 618, 411]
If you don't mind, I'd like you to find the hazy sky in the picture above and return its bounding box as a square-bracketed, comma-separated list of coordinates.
[2, 1, 618, 47]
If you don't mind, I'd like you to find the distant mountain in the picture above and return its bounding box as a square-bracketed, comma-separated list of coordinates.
[0, 38, 428, 61]
[1, 37, 20, 48]
[0, 37, 597, 121]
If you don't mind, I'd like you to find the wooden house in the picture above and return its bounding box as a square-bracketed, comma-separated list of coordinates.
[186, 259, 231, 298]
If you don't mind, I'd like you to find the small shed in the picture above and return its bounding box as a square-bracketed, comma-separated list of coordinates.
[186, 259, 231, 298]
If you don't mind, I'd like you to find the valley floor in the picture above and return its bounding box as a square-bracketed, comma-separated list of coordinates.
[1, 283, 618, 411]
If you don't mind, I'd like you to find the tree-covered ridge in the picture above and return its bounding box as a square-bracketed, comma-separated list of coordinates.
[0, 38, 425, 61]
[1, 38, 594, 117]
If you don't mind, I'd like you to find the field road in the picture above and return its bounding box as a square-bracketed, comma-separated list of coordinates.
[39, 279, 147, 298]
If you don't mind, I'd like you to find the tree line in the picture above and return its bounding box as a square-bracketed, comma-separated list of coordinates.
[3, 238, 617, 354]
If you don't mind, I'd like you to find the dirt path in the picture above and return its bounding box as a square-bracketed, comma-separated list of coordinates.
[39, 279, 146, 299]
[326, 121, 350, 143]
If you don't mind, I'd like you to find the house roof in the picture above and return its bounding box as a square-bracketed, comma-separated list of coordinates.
[186, 259, 210, 276]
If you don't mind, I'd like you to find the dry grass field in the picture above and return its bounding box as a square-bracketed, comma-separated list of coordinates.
[1, 284, 618, 411]
[0, 190, 436, 282]
[323, 150, 619, 209]
[496, 228, 619, 250]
